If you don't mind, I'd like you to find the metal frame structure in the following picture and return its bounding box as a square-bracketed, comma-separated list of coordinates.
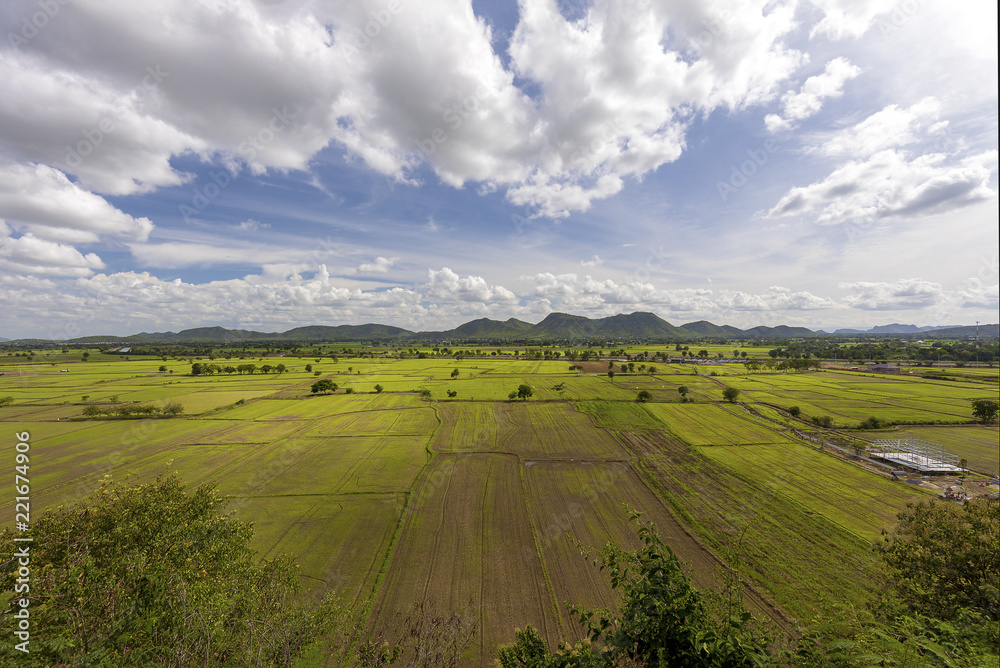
[870, 437, 962, 473]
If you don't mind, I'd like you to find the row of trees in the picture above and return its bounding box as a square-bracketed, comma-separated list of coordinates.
[82, 401, 184, 418]
[191, 362, 287, 375]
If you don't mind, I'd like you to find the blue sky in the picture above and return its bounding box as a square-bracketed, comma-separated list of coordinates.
[0, 0, 997, 338]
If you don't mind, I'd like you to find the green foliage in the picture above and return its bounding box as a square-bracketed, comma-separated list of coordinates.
[497, 626, 605, 667]
[311, 379, 337, 394]
[517, 384, 534, 400]
[812, 415, 834, 428]
[723, 386, 740, 403]
[79, 402, 184, 419]
[787, 604, 999, 668]
[636, 390, 652, 403]
[788, 406, 801, 418]
[419, 388, 432, 399]
[0, 395, 14, 407]
[446, 389, 457, 398]
[451, 368, 459, 378]
[510, 512, 775, 668]
[374, 384, 384, 393]
[875, 499, 999, 622]
[970, 398, 998, 423]
[858, 416, 890, 429]
[0, 475, 340, 667]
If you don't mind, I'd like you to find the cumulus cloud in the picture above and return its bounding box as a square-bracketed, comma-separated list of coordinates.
[356, 256, 398, 274]
[0, 162, 154, 242]
[767, 149, 997, 224]
[0, 233, 106, 277]
[839, 278, 944, 310]
[425, 267, 517, 303]
[716, 286, 837, 310]
[521, 273, 834, 315]
[765, 57, 861, 133]
[0, 0, 806, 220]
[580, 255, 604, 267]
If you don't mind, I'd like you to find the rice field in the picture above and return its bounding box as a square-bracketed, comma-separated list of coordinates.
[1, 350, 994, 665]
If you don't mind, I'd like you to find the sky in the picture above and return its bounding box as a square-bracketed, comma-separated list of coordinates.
[0, 0, 997, 339]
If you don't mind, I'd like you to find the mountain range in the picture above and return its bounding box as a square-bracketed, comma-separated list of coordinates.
[6, 312, 990, 344]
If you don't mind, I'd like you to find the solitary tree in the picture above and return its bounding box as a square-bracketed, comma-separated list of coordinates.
[447, 389, 457, 398]
[451, 368, 460, 379]
[788, 405, 801, 418]
[517, 384, 534, 400]
[636, 390, 652, 402]
[722, 386, 740, 403]
[374, 384, 384, 393]
[310, 379, 337, 394]
[677, 386, 689, 402]
[971, 398, 999, 423]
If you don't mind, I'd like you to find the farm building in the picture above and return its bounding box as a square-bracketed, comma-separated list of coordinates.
[867, 363, 901, 373]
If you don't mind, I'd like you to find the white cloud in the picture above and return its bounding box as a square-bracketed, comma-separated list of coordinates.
[839, 278, 944, 310]
[767, 149, 997, 224]
[128, 241, 308, 268]
[808, 0, 899, 40]
[956, 278, 1000, 309]
[0, 162, 154, 242]
[237, 219, 269, 231]
[521, 273, 834, 315]
[716, 286, 837, 311]
[765, 58, 861, 133]
[581, 254, 603, 267]
[0, 0, 807, 219]
[817, 98, 941, 158]
[0, 233, 106, 277]
[425, 268, 517, 303]
[357, 256, 398, 274]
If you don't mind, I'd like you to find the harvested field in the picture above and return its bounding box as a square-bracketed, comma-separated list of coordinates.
[370, 454, 556, 665]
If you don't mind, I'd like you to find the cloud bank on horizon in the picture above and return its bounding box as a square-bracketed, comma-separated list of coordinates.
[0, 0, 996, 339]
